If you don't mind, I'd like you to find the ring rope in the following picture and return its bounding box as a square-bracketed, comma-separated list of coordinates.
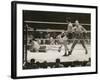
[26, 29, 91, 33]
[24, 21, 90, 26]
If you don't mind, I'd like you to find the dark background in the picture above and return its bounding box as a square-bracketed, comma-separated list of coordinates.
[23, 10, 91, 30]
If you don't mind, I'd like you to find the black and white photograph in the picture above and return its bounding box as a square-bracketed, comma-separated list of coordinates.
[23, 10, 91, 69]
[11, 1, 97, 79]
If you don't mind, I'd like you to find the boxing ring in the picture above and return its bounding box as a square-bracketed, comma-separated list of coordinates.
[23, 20, 91, 63]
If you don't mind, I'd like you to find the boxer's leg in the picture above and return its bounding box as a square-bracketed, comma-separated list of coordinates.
[69, 40, 78, 55]
[63, 40, 69, 56]
[80, 40, 88, 54]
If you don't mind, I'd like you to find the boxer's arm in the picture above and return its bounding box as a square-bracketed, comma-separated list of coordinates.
[72, 26, 76, 32]
[81, 26, 87, 33]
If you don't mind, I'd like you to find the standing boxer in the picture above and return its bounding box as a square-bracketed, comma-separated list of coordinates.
[68, 20, 88, 55]
[57, 17, 73, 56]
[62, 17, 73, 56]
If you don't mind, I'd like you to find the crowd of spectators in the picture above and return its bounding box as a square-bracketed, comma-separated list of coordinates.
[27, 31, 90, 45]
[23, 58, 91, 69]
